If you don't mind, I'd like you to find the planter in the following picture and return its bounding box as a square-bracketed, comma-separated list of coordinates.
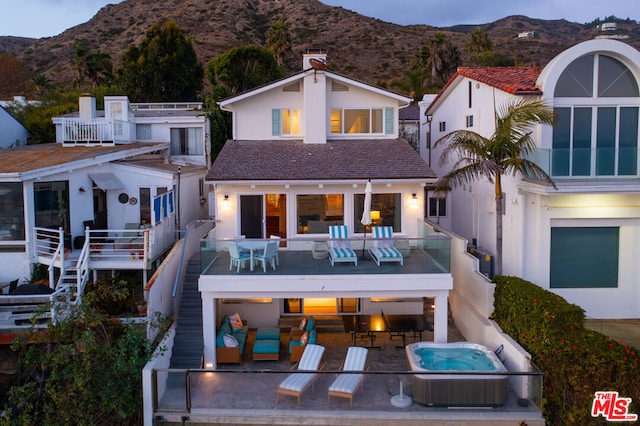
[136, 304, 147, 315]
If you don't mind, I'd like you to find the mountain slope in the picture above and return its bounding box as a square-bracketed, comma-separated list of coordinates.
[3, 0, 639, 90]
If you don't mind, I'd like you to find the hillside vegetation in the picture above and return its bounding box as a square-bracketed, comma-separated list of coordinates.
[0, 0, 638, 90]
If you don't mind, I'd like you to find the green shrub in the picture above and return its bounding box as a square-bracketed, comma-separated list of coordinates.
[492, 276, 639, 425]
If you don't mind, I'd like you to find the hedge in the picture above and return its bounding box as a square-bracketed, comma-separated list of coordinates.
[492, 276, 639, 425]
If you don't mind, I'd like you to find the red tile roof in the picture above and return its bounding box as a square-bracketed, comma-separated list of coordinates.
[457, 67, 542, 95]
[426, 66, 543, 115]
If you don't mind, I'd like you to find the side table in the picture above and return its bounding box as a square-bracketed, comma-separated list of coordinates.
[312, 241, 329, 259]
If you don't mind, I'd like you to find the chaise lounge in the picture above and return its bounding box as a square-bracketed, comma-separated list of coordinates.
[327, 346, 369, 406]
[369, 226, 404, 266]
[328, 225, 357, 266]
[276, 343, 325, 405]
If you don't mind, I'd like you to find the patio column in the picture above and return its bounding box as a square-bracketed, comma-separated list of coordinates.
[433, 293, 448, 343]
[202, 295, 217, 368]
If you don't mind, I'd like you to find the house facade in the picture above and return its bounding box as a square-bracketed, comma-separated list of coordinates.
[423, 39, 640, 318]
[200, 51, 452, 367]
[0, 95, 210, 309]
[0, 104, 29, 148]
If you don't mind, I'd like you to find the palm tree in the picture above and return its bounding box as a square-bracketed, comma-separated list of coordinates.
[434, 98, 556, 276]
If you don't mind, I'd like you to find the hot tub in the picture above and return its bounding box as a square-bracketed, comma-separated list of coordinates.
[406, 342, 508, 407]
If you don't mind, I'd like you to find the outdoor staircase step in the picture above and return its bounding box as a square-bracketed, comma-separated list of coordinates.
[169, 254, 204, 369]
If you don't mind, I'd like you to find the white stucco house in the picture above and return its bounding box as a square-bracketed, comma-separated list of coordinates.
[199, 51, 454, 367]
[0, 104, 29, 148]
[0, 95, 210, 332]
[423, 39, 640, 318]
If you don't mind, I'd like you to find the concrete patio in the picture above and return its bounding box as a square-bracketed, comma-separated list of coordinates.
[152, 319, 545, 425]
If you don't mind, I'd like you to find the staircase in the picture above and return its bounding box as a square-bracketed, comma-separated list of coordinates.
[169, 254, 204, 368]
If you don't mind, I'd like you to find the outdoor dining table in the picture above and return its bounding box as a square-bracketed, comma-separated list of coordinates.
[236, 241, 266, 272]
[342, 311, 431, 349]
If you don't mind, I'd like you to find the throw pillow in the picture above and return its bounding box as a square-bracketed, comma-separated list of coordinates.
[229, 313, 243, 330]
[223, 334, 239, 347]
[299, 317, 307, 330]
[300, 331, 309, 346]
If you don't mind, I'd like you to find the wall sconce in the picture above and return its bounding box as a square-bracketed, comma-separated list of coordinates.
[410, 193, 418, 207]
[222, 195, 230, 208]
[79, 186, 86, 193]
[426, 114, 433, 123]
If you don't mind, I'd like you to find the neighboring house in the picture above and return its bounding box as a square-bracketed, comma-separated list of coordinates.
[0, 105, 29, 148]
[398, 103, 420, 152]
[200, 51, 451, 367]
[0, 95, 210, 329]
[423, 39, 640, 318]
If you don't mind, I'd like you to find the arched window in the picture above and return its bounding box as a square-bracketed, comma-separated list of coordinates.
[552, 54, 640, 177]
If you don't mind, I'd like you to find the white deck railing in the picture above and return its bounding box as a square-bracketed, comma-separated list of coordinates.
[61, 118, 136, 145]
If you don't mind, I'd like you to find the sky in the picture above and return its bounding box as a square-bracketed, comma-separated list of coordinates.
[0, 0, 638, 39]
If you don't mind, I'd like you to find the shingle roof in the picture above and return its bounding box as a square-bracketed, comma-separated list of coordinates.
[207, 139, 436, 182]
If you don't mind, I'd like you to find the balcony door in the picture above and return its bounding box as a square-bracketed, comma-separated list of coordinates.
[240, 195, 263, 238]
[241, 194, 287, 242]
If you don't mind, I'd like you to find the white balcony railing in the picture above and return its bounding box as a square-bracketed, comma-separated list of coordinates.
[61, 118, 136, 145]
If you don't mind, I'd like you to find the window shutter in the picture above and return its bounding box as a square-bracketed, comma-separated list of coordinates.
[272, 109, 281, 136]
[385, 107, 394, 134]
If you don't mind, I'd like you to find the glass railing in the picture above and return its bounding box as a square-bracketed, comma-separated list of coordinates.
[527, 148, 639, 179]
[199, 224, 451, 275]
[151, 367, 542, 415]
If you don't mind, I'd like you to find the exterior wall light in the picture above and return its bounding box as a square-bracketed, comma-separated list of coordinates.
[410, 193, 418, 207]
[222, 195, 230, 208]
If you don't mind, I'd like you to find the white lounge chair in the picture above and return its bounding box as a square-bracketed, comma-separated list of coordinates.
[276, 343, 325, 405]
[328, 225, 357, 266]
[327, 346, 369, 407]
[369, 226, 403, 266]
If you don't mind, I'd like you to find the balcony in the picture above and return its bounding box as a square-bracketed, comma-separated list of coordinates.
[61, 118, 136, 145]
[528, 147, 639, 180]
[200, 223, 451, 277]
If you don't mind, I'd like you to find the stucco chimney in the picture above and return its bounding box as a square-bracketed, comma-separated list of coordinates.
[79, 94, 96, 120]
[303, 49, 328, 144]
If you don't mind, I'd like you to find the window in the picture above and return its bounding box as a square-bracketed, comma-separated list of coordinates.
[439, 121, 446, 132]
[353, 193, 401, 233]
[550, 227, 619, 288]
[139, 188, 151, 225]
[468, 81, 472, 108]
[297, 194, 344, 234]
[272, 109, 300, 135]
[282, 109, 300, 135]
[428, 197, 447, 217]
[34, 181, 69, 234]
[466, 115, 474, 128]
[330, 108, 393, 134]
[0, 182, 25, 241]
[552, 54, 639, 177]
[170, 128, 203, 155]
[136, 124, 152, 140]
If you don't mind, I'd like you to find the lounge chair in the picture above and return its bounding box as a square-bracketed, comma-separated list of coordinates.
[228, 242, 251, 273]
[369, 226, 403, 266]
[328, 225, 357, 266]
[327, 346, 369, 407]
[276, 343, 325, 405]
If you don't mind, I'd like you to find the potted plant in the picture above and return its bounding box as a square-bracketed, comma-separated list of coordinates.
[136, 299, 147, 315]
